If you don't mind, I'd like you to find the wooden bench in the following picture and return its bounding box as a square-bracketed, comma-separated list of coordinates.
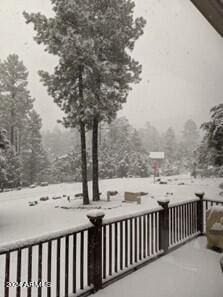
[124, 192, 141, 205]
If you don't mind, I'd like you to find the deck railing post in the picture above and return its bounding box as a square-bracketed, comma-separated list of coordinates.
[195, 192, 204, 235]
[87, 211, 105, 292]
[157, 199, 170, 253]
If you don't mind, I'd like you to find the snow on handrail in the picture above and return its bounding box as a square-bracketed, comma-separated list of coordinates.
[169, 197, 199, 208]
[203, 198, 223, 204]
[0, 223, 92, 254]
[103, 206, 163, 225]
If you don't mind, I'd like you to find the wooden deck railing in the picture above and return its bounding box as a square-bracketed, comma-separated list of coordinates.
[0, 225, 92, 297]
[0, 194, 223, 297]
[169, 199, 199, 248]
[101, 208, 163, 287]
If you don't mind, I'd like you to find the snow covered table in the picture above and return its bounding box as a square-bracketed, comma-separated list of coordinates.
[206, 206, 223, 250]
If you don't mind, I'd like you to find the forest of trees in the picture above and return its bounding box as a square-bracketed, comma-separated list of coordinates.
[41, 117, 202, 182]
[1, 53, 222, 192]
[0, 1, 222, 196]
[0, 54, 48, 189]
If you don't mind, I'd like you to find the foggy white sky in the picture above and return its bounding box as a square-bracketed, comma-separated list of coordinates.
[0, 0, 223, 133]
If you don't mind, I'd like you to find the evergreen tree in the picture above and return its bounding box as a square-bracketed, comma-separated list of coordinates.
[0, 128, 9, 191]
[182, 120, 199, 155]
[21, 110, 48, 185]
[24, 0, 145, 203]
[0, 54, 34, 152]
[42, 128, 79, 161]
[0, 128, 21, 190]
[0, 54, 46, 187]
[179, 119, 199, 170]
[5, 147, 21, 188]
[199, 103, 223, 166]
[163, 127, 177, 163]
[99, 117, 149, 178]
[24, 2, 96, 204]
[139, 122, 161, 153]
[87, 0, 146, 200]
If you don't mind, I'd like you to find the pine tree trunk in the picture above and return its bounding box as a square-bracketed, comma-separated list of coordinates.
[92, 116, 100, 201]
[80, 121, 89, 205]
[78, 65, 89, 205]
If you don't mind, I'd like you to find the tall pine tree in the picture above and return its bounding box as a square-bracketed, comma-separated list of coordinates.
[87, 0, 146, 200]
[0, 54, 34, 152]
[24, 0, 145, 203]
[21, 110, 48, 185]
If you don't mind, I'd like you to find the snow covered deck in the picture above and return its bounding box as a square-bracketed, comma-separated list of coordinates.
[95, 237, 223, 297]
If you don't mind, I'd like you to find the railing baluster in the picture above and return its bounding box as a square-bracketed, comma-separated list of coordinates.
[151, 214, 154, 254]
[27, 246, 32, 297]
[16, 249, 22, 297]
[205, 200, 208, 212]
[109, 224, 112, 275]
[190, 203, 192, 235]
[155, 213, 158, 253]
[171, 208, 174, 245]
[189, 203, 191, 235]
[130, 219, 133, 265]
[47, 241, 52, 297]
[176, 207, 179, 242]
[170, 208, 173, 244]
[147, 214, 150, 256]
[38, 244, 43, 297]
[65, 236, 69, 297]
[187, 203, 190, 236]
[56, 238, 61, 297]
[114, 223, 118, 273]
[103, 226, 107, 279]
[143, 215, 146, 258]
[4, 252, 10, 297]
[195, 203, 197, 233]
[139, 217, 142, 261]
[169, 208, 172, 245]
[183, 205, 186, 239]
[73, 234, 77, 293]
[180, 206, 182, 240]
[180, 205, 183, 240]
[80, 231, 84, 290]
[120, 221, 123, 270]
[174, 207, 177, 244]
[185, 204, 188, 237]
[134, 217, 138, 262]
[193, 202, 195, 233]
[125, 220, 128, 267]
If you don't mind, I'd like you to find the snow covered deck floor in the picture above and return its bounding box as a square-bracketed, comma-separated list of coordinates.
[95, 237, 223, 297]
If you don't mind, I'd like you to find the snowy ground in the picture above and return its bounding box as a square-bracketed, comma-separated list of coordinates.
[0, 175, 222, 245]
[94, 237, 223, 297]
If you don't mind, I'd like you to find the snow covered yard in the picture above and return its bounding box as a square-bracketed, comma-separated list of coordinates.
[0, 175, 222, 245]
[94, 236, 223, 297]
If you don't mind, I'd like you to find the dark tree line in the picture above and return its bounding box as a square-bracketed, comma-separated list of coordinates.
[42, 117, 201, 181]
[0, 54, 48, 190]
